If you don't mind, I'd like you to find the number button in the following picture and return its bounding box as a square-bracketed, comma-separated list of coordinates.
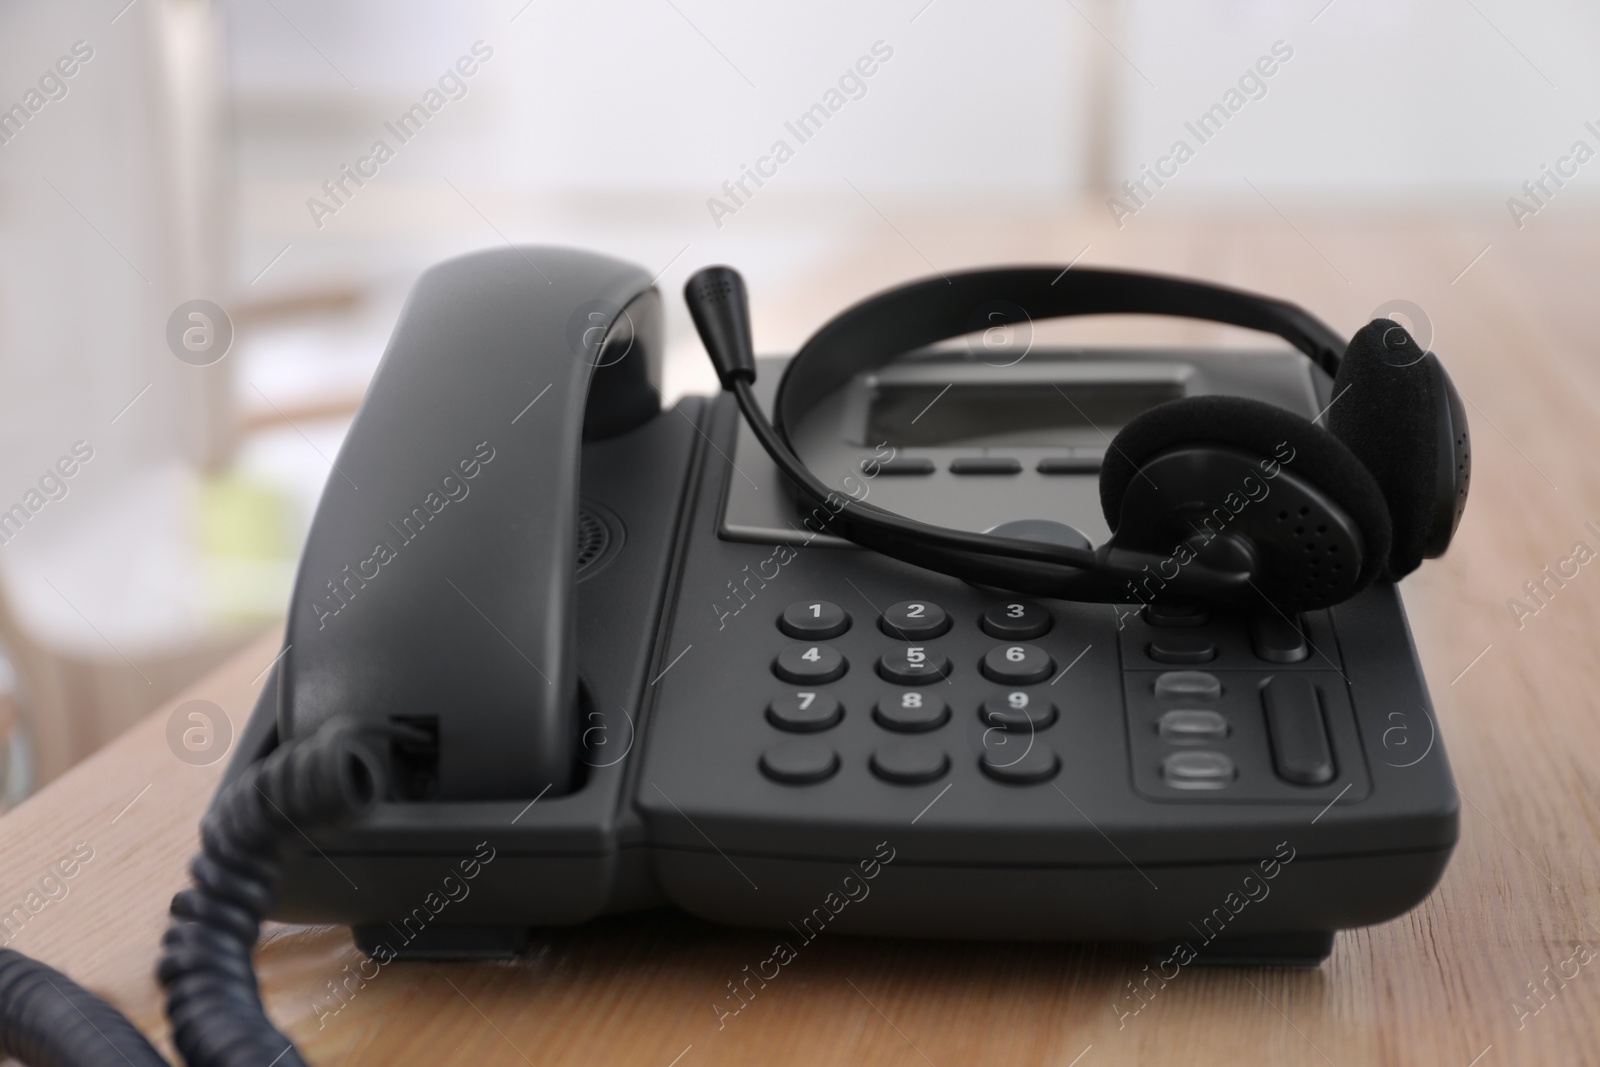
[880, 600, 950, 640]
[979, 692, 1058, 730]
[980, 600, 1052, 640]
[877, 646, 951, 685]
[874, 691, 949, 732]
[870, 740, 950, 784]
[778, 601, 850, 640]
[767, 691, 843, 733]
[760, 740, 840, 784]
[980, 643, 1054, 684]
[774, 644, 847, 684]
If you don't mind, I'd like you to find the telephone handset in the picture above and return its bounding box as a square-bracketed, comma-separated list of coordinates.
[280, 247, 662, 800]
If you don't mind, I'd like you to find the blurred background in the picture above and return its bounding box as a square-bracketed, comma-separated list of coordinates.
[0, 0, 1592, 796]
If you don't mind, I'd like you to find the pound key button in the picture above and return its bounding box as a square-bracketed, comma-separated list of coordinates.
[980, 643, 1054, 684]
[980, 745, 1061, 784]
[877, 647, 952, 685]
[778, 600, 851, 640]
[773, 644, 847, 684]
[760, 740, 840, 785]
[870, 740, 950, 784]
[880, 600, 951, 639]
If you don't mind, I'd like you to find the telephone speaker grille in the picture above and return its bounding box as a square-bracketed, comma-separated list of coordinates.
[576, 502, 624, 580]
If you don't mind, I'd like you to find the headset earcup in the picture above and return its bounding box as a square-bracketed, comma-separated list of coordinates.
[1100, 395, 1394, 592]
[1327, 320, 1466, 579]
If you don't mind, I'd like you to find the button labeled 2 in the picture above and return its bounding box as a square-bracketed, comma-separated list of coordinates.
[880, 600, 950, 640]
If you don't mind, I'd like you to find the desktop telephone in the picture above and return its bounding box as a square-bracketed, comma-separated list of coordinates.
[0, 247, 1465, 1067]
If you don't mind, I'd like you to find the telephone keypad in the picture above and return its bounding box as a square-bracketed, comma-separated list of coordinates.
[874, 691, 949, 732]
[779, 600, 851, 640]
[980, 643, 1054, 684]
[869, 740, 950, 784]
[880, 600, 950, 639]
[767, 691, 843, 733]
[773, 644, 847, 684]
[877, 647, 951, 685]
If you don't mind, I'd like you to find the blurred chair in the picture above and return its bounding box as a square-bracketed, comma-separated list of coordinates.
[0, 0, 266, 790]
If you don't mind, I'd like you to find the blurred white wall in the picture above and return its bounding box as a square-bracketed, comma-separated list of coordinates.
[1115, 0, 1600, 208]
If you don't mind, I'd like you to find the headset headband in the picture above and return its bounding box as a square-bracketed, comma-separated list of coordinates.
[773, 266, 1348, 441]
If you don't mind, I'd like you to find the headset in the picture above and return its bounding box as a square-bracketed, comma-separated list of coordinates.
[685, 264, 1471, 613]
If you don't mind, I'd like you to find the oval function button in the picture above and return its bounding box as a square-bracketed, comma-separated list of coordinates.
[880, 600, 951, 640]
[773, 644, 847, 684]
[1162, 750, 1235, 790]
[767, 691, 843, 733]
[981, 643, 1054, 684]
[1153, 670, 1222, 701]
[778, 600, 851, 640]
[979, 693, 1058, 730]
[760, 740, 840, 784]
[981, 600, 1052, 640]
[877, 647, 951, 685]
[1147, 635, 1216, 665]
[874, 691, 949, 732]
[1157, 708, 1229, 744]
[980, 745, 1060, 784]
[870, 740, 950, 784]
[1142, 603, 1210, 628]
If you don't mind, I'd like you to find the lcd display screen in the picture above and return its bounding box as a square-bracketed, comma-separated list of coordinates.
[865, 381, 1185, 448]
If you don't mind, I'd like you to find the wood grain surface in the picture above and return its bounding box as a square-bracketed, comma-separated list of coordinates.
[3, 206, 1598, 1066]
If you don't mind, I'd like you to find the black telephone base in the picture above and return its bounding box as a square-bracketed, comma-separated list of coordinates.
[225, 248, 1456, 966]
[225, 386, 1454, 966]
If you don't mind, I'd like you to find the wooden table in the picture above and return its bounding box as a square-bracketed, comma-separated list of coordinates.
[5, 205, 1599, 1066]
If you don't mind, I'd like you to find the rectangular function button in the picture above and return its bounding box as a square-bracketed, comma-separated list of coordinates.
[863, 458, 935, 475]
[949, 457, 1022, 474]
[1036, 455, 1101, 474]
[1261, 675, 1335, 785]
[1251, 613, 1309, 663]
[1147, 635, 1216, 664]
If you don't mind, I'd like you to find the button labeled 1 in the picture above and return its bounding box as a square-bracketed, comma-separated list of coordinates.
[779, 601, 850, 640]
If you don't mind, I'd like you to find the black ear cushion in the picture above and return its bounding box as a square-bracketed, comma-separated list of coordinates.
[1100, 395, 1393, 590]
[1327, 320, 1446, 579]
